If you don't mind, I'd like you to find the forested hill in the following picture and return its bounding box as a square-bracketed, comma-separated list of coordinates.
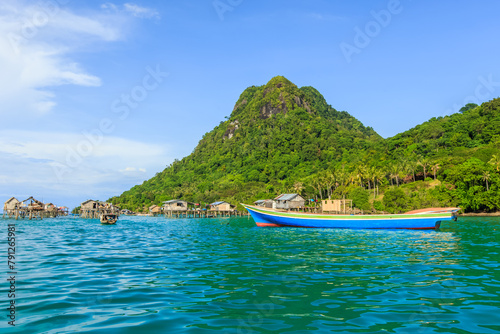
[383, 99, 500, 161]
[109, 76, 381, 209]
[109, 77, 500, 213]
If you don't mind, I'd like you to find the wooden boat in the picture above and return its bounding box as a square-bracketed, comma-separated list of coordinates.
[100, 213, 118, 225]
[242, 204, 459, 230]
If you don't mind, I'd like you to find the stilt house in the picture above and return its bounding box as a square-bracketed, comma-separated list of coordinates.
[210, 201, 235, 211]
[274, 194, 305, 210]
[162, 199, 189, 211]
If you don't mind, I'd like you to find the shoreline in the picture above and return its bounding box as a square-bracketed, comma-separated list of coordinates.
[459, 212, 500, 217]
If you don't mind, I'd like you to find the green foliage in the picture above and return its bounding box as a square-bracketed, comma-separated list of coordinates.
[459, 103, 478, 113]
[383, 187, 408, 213]
[108, 76, 500, 213]
[373, 200, 384, 212]
[349, 187, 370, 211]
[443, 158, 500, 211]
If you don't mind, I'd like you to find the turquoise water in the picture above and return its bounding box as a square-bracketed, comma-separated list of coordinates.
[1, 216, 499, 334]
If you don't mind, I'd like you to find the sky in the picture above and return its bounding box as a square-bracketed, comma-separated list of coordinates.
[1, 0, 500, 209]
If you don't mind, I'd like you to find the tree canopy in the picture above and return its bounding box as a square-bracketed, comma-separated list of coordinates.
[109, 77, 500, 214]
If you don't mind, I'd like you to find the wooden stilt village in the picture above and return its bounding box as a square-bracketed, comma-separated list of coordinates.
[2, 196, 69, 220]
[158, 200, 248, 218]
[79, 200, 120, 219]
[2, 194, 356, 222]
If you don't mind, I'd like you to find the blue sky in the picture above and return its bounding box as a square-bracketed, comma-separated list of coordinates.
[1, 0, 500, 209]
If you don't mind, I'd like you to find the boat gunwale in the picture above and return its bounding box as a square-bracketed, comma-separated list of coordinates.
[242, 204, 458, 220]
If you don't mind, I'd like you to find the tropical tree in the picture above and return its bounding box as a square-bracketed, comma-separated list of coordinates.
[324, 171, 336, 199]
[293, 181, 304, 194]
[337, 167, 348, 187]
[383, 187, 408, 213]
[389, 163, 400, 186]
[364, 166, 375, 191]
[431, 163, 440, 180]
[374, 169, 385, 197]
[418, 158, 430, 179]
[366, 166, 377, 197]
[353, 165, 366, 188]
[459, 103, 478, 113]
[482, 171, 491, 191]
[489, 155, 500, 172]
[406, 158, 417, 182]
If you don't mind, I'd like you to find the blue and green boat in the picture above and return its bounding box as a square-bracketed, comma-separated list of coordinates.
[243, 205, 459, 229]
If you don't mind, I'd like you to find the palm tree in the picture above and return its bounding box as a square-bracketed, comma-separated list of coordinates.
[489, 155, 500, 172]
[293, 181, 304, 194]
[337, 167, 347, 187]
[387, 165, 393, 186]
[390, 163, 400, 186]
[399, 158, 409, 183]
[482, 171, 491, 191]
[353, 165, 366, 188]
[374, 169, 385, 197]
[308, 176, 324, 201]
[324, 171, 336, 199]
[335, 167, 349, 198]
[367, 166, 377, 196]
[364, 166, 375, 191]
[431, 163, 440, 180]
[348, 171, 357, 188]
[407, 157, 418, 182]
[418, 158, 430, 179]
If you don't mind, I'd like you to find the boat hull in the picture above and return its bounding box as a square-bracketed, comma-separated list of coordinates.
[244, 205, 458, 230]
[100, 214, 118, 225]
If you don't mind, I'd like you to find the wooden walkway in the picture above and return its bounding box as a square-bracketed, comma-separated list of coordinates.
[80, 209, 119, 219]
[3, 209, 65, 220]
[164, 210, 249, 219]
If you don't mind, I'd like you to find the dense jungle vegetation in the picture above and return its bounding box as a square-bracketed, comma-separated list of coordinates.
[109, 76, 500, 213]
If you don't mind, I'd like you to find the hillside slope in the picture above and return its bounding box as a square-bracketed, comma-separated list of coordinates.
[109, 78, 500, 213]
[109, 76, 381, 209]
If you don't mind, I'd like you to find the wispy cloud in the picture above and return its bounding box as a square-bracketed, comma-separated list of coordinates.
[0, 1, 159, 117]
[120, 167, 147, 173]
[124, 3, 160, 19]
[102, 2, 161, 20]
[0, 130, 171, 203]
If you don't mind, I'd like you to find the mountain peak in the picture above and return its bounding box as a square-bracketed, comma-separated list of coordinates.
[109, 77, 385, 211]
[264, 75, 296, 89]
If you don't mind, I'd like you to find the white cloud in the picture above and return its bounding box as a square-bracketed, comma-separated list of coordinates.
[120, 167, 147, 173]
[0, 130, 172, 207]
[0, 0, 145, 116]
[101, 2, 160, 20]
[124, 3, 160, 19]
[0, 2, 163, 209]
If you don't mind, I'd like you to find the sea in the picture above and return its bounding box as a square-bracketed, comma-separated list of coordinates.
[1, 215, 499, 334]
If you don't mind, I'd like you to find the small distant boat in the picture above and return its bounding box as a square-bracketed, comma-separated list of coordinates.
[243, 204, 459, 230]
[100, 213, 118, 225]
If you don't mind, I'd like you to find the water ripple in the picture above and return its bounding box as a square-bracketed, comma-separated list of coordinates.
[0, 216, 499, 333]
